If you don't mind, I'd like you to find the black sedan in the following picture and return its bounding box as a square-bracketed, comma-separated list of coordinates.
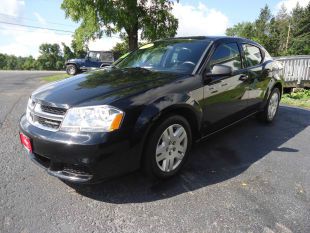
[19, 36, 283, 183]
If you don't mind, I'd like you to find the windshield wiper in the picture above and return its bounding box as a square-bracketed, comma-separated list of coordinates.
[131, 66, 152, 72]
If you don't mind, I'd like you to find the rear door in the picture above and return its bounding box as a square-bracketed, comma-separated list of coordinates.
[202, 42, 250, 133]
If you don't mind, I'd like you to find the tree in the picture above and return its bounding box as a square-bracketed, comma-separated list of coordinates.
[253, 5, 273, 51]
[37, 43, 64, 70]
[111, 36, 146, 56]
[22, 56, 36, 70]
[112, 40, 129, 57]
[226, 3, 310, 56]
[61, 0, 178, 51]
[0, 54, 7, 69]
[275, 5, 290, 54]
[226, 22, 255, 38]
[62, 42, 75, 61]
[289, 2, 310, 55]
[71, 39, 87, 58]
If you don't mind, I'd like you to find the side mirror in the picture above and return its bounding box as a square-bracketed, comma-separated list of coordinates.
[206, 64, 233, 77]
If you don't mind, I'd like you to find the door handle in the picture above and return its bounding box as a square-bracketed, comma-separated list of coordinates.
[239, 75, 249, 81]
[221, 83, 228, 87]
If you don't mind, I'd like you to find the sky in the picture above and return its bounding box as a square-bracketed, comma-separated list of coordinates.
[0, 0, 309, 57]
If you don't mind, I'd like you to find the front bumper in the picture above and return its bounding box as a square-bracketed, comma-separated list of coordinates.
[19, 114, 142, 183]
[27, 152, 93, 182]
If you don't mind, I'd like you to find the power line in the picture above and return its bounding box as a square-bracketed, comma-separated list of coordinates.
[0, 13, 75, 28]
[0, 26, 73, 36]
[0, 19, 121, 39]
[0, 21, 74, 33]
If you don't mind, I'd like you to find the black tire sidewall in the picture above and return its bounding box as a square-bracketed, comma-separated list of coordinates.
[143, 115, 192, 179]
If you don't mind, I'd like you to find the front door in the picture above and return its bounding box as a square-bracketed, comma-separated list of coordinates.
[85, 51, 102, 68]
[201, 42, 250, 134]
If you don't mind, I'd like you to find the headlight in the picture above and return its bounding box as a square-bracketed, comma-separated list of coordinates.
[27, 97, 35, 110]
[60, 105, 124, 132]
[26, 97, 35, 123]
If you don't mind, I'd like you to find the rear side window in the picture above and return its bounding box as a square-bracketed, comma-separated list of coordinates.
[242, 44, 262, 67]
[207, 43, 241, 71]
[100, 52, 114, 62]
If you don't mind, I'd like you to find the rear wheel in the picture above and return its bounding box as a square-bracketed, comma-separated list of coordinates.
[257, 88, 280, 123]
[143, 115, 192, 179]
[66, 64, 78, 75]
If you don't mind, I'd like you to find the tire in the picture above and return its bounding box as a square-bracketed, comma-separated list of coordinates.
[257, 87, 281, 123]
[66, 64, 78, 75]
[143, 115, 192, 179]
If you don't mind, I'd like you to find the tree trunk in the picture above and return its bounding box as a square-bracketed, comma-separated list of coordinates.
[128, 27, 138, 51]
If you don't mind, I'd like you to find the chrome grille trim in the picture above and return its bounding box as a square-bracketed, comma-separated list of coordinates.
[34, 104, 64, 121]
[40, 105, 67, 115]
[26, 100, 67, 132]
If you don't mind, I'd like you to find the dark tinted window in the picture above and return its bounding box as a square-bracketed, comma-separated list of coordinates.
[100, 52, 114, 62]
[242, 44, 262, 67]
[207, 43, 241, 71]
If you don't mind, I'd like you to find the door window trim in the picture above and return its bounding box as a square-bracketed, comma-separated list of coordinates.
[241, 43, 264, 68]
[200, 41, 246, 77]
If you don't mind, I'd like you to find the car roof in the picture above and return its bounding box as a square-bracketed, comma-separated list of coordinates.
[157, 36, 262, 47]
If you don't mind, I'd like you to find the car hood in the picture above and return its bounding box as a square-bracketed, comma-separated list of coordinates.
[32, 68, 184, 107]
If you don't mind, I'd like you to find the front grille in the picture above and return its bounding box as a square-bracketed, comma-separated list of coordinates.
[36, 116, 61, 129]
[27, 100, 66, 132]
[41, 105, 67, 115]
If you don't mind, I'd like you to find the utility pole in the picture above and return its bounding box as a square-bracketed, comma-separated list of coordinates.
[285, 23, 291, 53]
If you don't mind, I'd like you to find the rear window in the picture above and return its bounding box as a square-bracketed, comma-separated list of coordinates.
[242, 44, 262, 67]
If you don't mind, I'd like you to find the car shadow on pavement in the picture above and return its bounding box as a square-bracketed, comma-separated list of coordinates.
[68, 106, 310, 203]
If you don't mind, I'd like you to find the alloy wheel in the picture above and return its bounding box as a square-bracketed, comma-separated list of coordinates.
[68, 66, 76, 75]
[268, 91, 279, 120]
[155, 124, 188, 172]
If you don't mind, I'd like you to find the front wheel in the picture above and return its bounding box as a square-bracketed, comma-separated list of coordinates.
[257, 88, 280, 123]
[66, 64, 78, 75]
[143, 115, 192, 179]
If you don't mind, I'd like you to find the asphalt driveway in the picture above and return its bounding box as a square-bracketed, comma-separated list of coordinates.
[0, 71, 309, 233]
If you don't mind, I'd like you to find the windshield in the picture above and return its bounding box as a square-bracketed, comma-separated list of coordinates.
[116, 39, 211, 74]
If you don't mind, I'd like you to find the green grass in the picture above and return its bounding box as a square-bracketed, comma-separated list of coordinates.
[281, 89, 310, 109]
[42, 73, 70, 82]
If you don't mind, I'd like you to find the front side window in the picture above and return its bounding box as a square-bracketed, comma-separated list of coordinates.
[207, 43, 241, 72]
[116, 39, 211, 74]
[88, 52, 101, 62]
[242, 44, 262, 67]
